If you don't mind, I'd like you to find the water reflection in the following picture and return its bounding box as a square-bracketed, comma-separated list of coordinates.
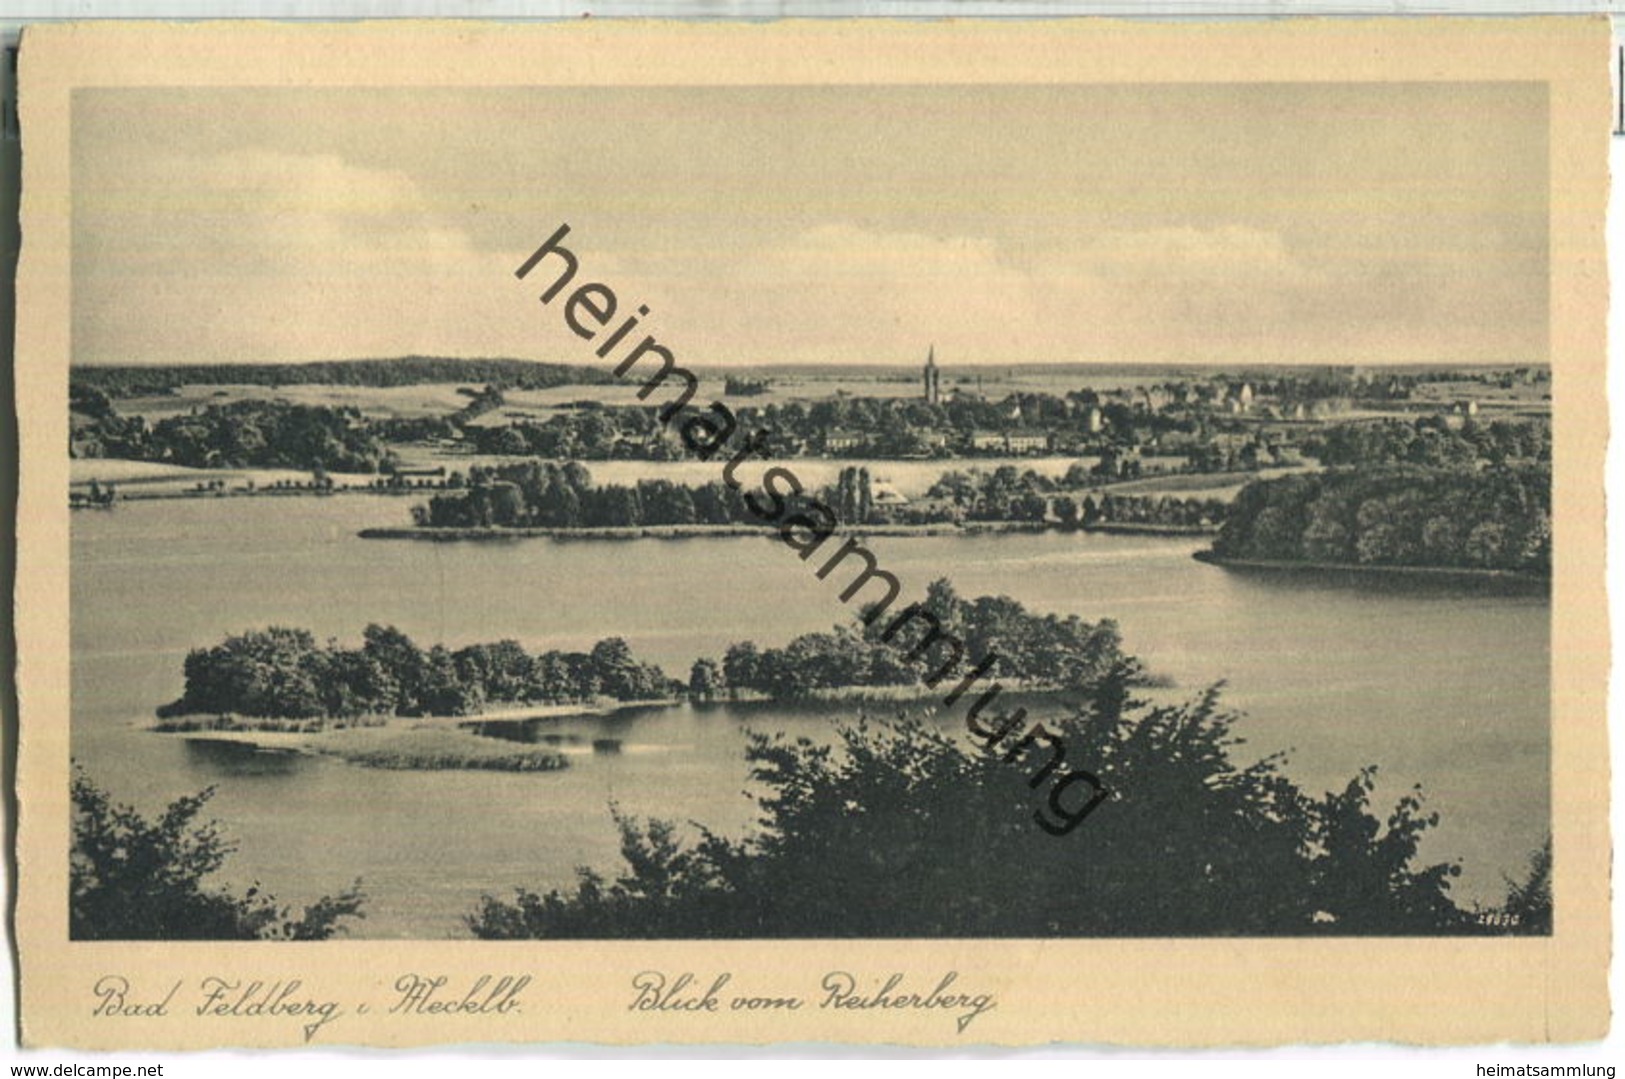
[1208, 561, 1550, 601]
[183, 738, 309, 778]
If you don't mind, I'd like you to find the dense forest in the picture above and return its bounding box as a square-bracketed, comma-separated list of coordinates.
[1208, 464, 1550, 574]
[160, 625, 676, 721]
[703, 579, 1124, 699]
[69, 357, 607, 396]
[925, 465, 1227, 528]
[73, 397, 398, 473]
[468, 662, 1551, 938]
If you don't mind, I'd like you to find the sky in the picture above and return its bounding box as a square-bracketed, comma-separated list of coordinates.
[71, 83, 1549, 369]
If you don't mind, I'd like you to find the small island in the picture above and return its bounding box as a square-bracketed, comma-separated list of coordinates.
[149, 583, 1130, 768]
[151, 625, 680, 771]
[361, 459, 1230, 541]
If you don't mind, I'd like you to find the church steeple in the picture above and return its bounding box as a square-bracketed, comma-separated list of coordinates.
[923, 345, 941, 404]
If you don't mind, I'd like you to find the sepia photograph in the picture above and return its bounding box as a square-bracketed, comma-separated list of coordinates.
[14, 17, 1610, 1048]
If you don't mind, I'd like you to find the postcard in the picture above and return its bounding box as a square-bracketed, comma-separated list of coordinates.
[13, 16, 1611, 1048]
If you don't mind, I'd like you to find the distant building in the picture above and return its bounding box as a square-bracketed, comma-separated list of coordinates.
[1006, 431, 1050, 454]
[825, 429, 864, 453]
[970, 430, 1007, 452]
[870, 479, 909, 506]
[971, 429, 1049, 454]
[923, 346, 942, 405]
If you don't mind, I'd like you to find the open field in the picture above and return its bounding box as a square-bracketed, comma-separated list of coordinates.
[110, 382, 483, 422]
[1409, 377, 1551, 410]
[1104, 465, 1316, 501]
[70, 458, 337, 490]
[96, 364, 1553, 423]
[102, 365, 1222, 424]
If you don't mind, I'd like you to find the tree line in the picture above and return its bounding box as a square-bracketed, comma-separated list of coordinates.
[73, 397, 398, 473]
[1080, 493, 1229, 530]
[925, 465, 1227, 528]
[466, 404, 674, 460]
[415, 461, 759, 530]
[161, 624, 676, 721]
[69, 357, 606, 397]
[1210, 464, 1550, 574]
[695, 578, 1125, 700]
[414, 460, 1230, 533]
[1303, 416, 1550, 469]
[416, 462, 925, 531]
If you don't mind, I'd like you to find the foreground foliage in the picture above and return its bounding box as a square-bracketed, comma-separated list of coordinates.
[71, 769, 365, 940]
[468, 667, 1544, 938]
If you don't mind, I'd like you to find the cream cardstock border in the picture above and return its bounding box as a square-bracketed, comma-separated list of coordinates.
[13, 16, 1612, 1049]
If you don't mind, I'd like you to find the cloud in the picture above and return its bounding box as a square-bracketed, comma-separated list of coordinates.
[75, 150, 548, 364]
[602, 221, 1349, 367]
[75, 156, 1542, 370]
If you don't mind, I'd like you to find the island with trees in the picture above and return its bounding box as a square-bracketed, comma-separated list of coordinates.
[150, 625, 679, 772]
[699, 578, 1125, 701]
[103, 625, 1554, 939]
[368, 460, 1230, 539]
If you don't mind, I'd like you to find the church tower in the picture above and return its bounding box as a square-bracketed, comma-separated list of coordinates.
[923, 345, 941, 405]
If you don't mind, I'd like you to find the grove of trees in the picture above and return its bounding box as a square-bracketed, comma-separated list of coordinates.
[1210, 464, 1550, 574]
[1303, 416, 1550, 469]
[162, 625, 676, 721]
[74, 398, 398, 473]
[709, 579, 1124, 699]
[416, 461, 757, 530]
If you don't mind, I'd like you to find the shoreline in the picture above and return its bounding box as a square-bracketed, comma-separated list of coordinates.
[357, 521, 1217, 542]
[360, 522, 1041, 541]
[148, 682, 1138, 755]
[148, 696, 676, 734]
[1192, 549, 1550, 586]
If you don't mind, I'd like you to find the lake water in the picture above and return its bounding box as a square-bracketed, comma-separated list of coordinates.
[71, 496, 1550, 938]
